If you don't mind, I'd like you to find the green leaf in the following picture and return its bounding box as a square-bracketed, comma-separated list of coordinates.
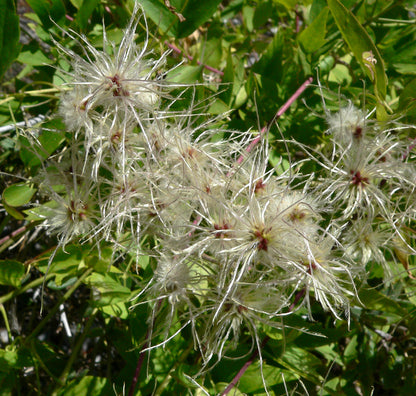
[84, 272, 131, 307]
[298, 7, 329, 53]
[242, 5, 255, 32]
[277, 346, 324, 383]
[399, 78, 416, 116]
[26, 0, 66, 29]
[327, 0, 387, 100]
[359, 287, 407, 317]
[76, 0, 100, 30]
[273, 0, 298, 9]
[0, 347, 32, 373]
[59, 376, 112, 396]
[19, 123, 65, 168]
[141, 0, 222, 38]
[70, 0, 83, 9]
[2, 202, 24, 220]
[177, 0, 222, 38]
[140, 0, 178, 36]
[252, 31, 283, 82]
[37, 245, 83, 285]
[2, 184, 37, 207]
[0, 0, 21, 79]
[17, 49, 54, 66]
[101, 302, 129, 319]
[166, 65, 203, 84]
[238, 362, 297, 392]
[0, 260, 26, 287]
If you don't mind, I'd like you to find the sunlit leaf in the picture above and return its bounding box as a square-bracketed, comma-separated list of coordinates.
[298, 7, 329, 53]
[327, 0, 387, 100]
[0, 260, 26, 287]
[2, 184, 37, 207]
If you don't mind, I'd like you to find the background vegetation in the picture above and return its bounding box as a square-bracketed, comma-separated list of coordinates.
[1, 0, 416, 395]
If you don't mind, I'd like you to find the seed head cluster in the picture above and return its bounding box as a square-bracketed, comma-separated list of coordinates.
[29, 4, 416, 375]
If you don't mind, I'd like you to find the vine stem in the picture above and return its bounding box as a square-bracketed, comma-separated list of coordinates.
[128, 299, 163, 396]
[221, 336, 270, 396]
[165, 41, 225, 76]
[52, 308, 99, 395]
[236, 76, 314, 166]
[221, 286, 307, 394]
[221, 77, 314, 394]
[25, 267, 93, 342]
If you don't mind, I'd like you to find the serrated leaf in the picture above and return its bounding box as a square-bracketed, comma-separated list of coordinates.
[2, 184, 37, 207]
[0, 0, 21, 79]
[0, 260, 26, 287]
[327, 0, 387, 100]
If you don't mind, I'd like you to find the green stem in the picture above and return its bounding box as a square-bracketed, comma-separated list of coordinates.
[25, 268, 93, 342]
[154, 341, 194, 396]
[52, 308, 99, 394]
[0, 304, 12, 341]
[0, 273, 54, 305]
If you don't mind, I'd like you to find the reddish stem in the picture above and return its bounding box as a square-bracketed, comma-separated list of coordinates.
[221, 336, 270, 395]
[128, 299, 163, 396]
[0, 225, 27, 246]
[229, 76, 313, 176]
[127, 340, 149, 396]
[165, 42, 224, 76]
[222, 287, 307, 395]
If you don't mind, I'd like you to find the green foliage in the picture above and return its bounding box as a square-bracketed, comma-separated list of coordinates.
[1, 1, 416, 395]
[0, 0, 21, 79]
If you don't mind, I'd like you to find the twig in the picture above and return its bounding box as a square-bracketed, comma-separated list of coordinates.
[0, 115, 46, 134]
[221, 79, 314, 393]
[228, 76, 313, 177]
[165, 42, 224, 76]
[220, 336, 270, 395]
[128, 299, 163, 396]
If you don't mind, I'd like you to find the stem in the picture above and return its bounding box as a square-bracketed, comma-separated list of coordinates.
[52, 308, 99, 394]
[128, 299, 163, 396]
[165, 42, 224, 76]
[220, 336, 270, 395]
[0, 222, 40, 254]
[0, 87, 63, 106]
[0, 304, 12, 341]
[230, 76, 313, 175]
[25, 268, 93, 342]
[128, 340, 149, 396]
[0, 273, 55, 305]
[154, 341, 194, 396]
